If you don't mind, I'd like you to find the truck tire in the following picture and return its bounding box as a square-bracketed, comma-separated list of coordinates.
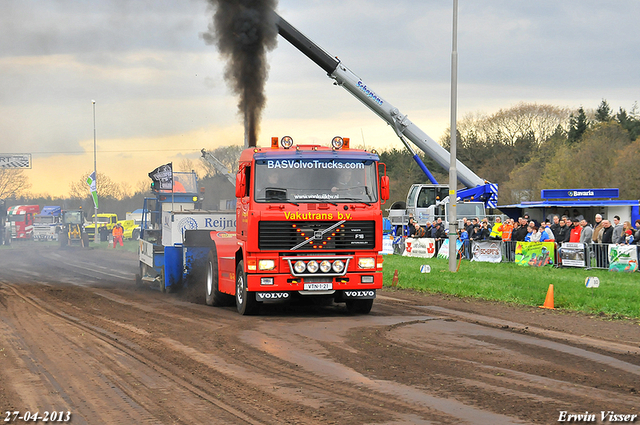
[59, 231, 68, 248]
[205, 248, 234, 306]
[132, 229, 140, 240]
[159, 268, 166, 293]
[345, 299, 374, 314]
[135, 263, 144, 288]
[235, 260, 258, 315]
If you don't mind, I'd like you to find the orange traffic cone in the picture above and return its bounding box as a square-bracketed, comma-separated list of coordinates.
[391, 269, 399, 287]
[539, 284, 555, 309]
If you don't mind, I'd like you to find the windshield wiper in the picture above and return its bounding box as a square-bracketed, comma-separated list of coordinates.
[257, 197, 299, 206]
[297, 196, 338, 206]
[335, 197, 372, 206]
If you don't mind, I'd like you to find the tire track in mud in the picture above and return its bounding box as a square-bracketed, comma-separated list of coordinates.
[3, 281, 523, 424]
[39, 283, 527, 424]
[346, 316, 640, 423]
[6, 281, 423, 424]
[8, 281, 626, 425]
[0, 283, 271, 425]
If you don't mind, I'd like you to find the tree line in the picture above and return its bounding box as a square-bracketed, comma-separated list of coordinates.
[380, 100, 640, 208]
[3, 100, 639, 216]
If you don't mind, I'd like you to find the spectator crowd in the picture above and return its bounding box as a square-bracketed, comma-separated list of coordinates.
[403, 212, 640, 266]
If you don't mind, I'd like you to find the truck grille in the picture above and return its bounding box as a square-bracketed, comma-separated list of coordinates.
[259, 221, 376, 251]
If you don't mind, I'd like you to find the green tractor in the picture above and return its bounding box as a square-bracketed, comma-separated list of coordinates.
[58, 209, 89, 248]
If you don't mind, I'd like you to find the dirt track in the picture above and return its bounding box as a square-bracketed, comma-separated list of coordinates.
[0, 243, 638, 424]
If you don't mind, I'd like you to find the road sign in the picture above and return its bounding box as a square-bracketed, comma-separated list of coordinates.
[0, 154, 31, 169]
[585, 277, 600, 288]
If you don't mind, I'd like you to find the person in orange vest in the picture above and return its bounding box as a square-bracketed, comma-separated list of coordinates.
[112, 223, 124, 248]
[498, 218, 514, 242]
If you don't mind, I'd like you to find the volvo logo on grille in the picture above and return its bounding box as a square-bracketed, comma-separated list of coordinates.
[314, 230, 323, 240]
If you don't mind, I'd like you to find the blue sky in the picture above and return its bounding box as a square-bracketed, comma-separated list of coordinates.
[1, 0, 638, 196]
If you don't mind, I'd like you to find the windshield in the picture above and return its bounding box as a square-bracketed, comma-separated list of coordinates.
[254, 159, 378, 203]
[35, 216, 54, 224]
[9, 215, 25, 222]
[416, 186, 449, 208]
[96, 217, 110, 223]
[157, 172, 198, 194]
[63, 211, 83, 225]
[448, 202, 486, 219]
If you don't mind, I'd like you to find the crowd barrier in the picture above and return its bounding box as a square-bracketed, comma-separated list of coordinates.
[392, 236, 639, 272]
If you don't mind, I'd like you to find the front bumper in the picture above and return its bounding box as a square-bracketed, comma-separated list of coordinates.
[246, 271, 382, 292]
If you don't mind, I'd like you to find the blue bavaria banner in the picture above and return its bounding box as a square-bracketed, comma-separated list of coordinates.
[541, 188, 619, 199]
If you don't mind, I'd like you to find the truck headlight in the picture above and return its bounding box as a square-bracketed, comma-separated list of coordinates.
[294, 261, 306, 274]
[258, 259, 275, 271]
[332, 260, 345, 273]
[358, 258, 375, 269]
[306, 260, 319, 273]
[319, 260, 332, 273]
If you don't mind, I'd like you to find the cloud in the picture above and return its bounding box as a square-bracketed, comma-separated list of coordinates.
[2, 0, 640, 197]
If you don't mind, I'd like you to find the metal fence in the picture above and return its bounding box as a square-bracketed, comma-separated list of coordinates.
[500, 241, 638, 271]
[392, 235, 639, 272]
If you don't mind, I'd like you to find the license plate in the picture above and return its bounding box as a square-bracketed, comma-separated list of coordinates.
[303, 283, 332, 291]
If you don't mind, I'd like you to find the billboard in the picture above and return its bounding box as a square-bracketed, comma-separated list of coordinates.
[0, 154, 31, 169]
[515, 242, 555, 267]
[541, 188, 619, 199]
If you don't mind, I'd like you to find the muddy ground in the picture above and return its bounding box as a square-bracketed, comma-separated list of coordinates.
[0, 243, 638, 424]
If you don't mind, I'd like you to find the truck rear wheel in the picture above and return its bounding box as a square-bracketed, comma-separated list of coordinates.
[59, 231, 68, 248]
[235, 260, 258, 315]
[205, 248, 234, 306]
[159, 268, 166, 293]
[346, 299, 374, 314]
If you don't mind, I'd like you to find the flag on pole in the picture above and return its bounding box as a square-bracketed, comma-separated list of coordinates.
[86, 171, 99, 208]
[148, 163, 173, 191]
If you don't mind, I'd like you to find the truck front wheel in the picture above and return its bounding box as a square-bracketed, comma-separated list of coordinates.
[235, 261, 258, 315]
[346, 299, 374, 314]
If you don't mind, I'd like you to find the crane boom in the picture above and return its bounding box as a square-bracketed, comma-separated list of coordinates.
[273, 12, 495, 202]
[201, 149, 236, 187]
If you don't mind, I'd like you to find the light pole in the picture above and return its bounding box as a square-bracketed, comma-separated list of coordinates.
[92, 100, 98, 243]
[448, 0, 459, 272]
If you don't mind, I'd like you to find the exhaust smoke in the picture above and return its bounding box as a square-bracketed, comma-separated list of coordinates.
[203, 0, 278, 147]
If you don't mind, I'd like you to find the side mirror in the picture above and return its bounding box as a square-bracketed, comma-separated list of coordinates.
[380, 176, 390, 201]
[235, 172, 246, 198]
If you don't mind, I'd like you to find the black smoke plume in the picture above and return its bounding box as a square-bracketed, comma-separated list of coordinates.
[203, 0, 278, 147]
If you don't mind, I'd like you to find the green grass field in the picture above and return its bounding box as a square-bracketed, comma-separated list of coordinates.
[382, 255, 640, 320]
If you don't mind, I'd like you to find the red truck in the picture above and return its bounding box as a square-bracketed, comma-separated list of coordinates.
[197, 136, 389, 315]
[6, 204, 40, 241]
